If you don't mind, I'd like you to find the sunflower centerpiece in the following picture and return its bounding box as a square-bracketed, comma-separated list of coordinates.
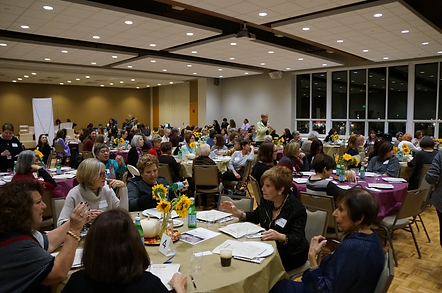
[34, 149, 45, 167]
[335, 154, 359, 171]
[437, 139, 442, 150]
[331, 134, 340, 143]
[153, 183, 192, 237]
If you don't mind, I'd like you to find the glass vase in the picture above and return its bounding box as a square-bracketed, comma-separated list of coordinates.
[159, 212, 173, 237]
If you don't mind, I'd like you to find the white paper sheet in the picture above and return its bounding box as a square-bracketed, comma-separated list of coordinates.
[218, 222, 265, 239]
[51, 248, 83, 268]
[212, 240, 266, 259]
[179, 227, 221, 245]
[382, 177, 407, 183]
[197, 210, 232, 222]
[293, 178, 308, 184]
[148, 264, 180, 291]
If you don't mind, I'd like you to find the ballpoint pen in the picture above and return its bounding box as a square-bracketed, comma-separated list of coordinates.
[190, 275, 197, 290]
[163, 253, 176, 264]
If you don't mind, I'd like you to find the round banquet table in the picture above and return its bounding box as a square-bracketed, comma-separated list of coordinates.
[292, 174, 407, 221]
[51, 213, 288, 293]
[179, 157, 231, 178]
[109, 149, 129, 163]
[323, 145, 341, 157]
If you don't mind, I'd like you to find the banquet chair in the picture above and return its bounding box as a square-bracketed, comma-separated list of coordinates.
[194, 165, 224, 206]
[249, 175, 262, 205]
[222, 159, 253, 195]
[374, 249, 394, 293]
[158, 163, 173, 184]
[82, 151, 94, 159]
[218, 194, 254, 212]
[287, 207, 328, 279]
[300, 192, 343, 240]
[121, 171, 129, 184]
[414, 170, 433, 242]
[54, 142, 66, 160]
[52, 197, 66, 226]
[338, 145, 346, 157]
[377, 189, 427, 266]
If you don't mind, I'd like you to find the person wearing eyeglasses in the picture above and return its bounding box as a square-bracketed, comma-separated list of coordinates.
[57, 158, 127, 226]
[93, 143, 127, 181]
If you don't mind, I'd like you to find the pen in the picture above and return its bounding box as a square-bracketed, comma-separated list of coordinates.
[163, 253, 176, 264]
[190, 275, 197, 290]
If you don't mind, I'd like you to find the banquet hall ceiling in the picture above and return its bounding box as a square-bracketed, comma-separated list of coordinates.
[0, 0, 441, 88]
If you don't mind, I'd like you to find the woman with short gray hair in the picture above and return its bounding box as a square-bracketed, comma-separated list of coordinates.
[301, 131, 319, 156]
[57, 158, 127, 226]
[127, 135, 145, 167]
[11, 150, 57, 190]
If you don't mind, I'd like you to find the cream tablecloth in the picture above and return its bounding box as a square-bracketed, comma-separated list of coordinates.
[180, 157, 231, 178]
[52, 213, 287, 293]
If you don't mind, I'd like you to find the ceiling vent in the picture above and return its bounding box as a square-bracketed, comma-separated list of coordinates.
[269, 71, 283, 79]
[236, 23, 255, 40]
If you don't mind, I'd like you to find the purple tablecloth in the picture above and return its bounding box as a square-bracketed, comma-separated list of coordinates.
[292, 175, 407, 221]
[52, 177, 78, 198]
[109, 150, 129, 163]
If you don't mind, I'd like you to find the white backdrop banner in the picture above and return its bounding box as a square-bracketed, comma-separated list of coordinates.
[32, 98, 55, 147]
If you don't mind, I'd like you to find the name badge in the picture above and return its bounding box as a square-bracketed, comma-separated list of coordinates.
[98, 200, 108, 209]
[12, 143, 18, 147]
[383, 160, 389, 165]
[235, 157, 240, 162]
[275, 218, 287, 228]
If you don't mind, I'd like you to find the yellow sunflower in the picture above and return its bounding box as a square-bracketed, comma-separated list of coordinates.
[335, 155, 340, 164]
[189, 142, 196, 149]
[354, 156, 359, 167]
[34, 149, 43, 158]
[156, 200, 171, 214]
[394, 147, 398, 154]
[280, 137, 285, 143]
[402, 144, 410, 155]
[342, 154, 353, 161]
[152, 184, 168, 200]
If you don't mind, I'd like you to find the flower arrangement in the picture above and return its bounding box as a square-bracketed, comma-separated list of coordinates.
[193, 132, 202, 138]
[335, 154, 359, 169]
[189, 142, 196, 149]
[394, 147, 398, 154]
[437, 138, 442, 149]
[402, 144, 410, 155]
[34, 149, 43, 158]
[224, 149, 235, 156]
[331, 134, 339, 141]
[153, 183, 192, 236]
[113, 137, 124, 145]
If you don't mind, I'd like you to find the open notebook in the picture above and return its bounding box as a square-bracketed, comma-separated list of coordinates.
[218, 222, 265, 239]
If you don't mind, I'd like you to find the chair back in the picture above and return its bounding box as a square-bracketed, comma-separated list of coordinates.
[367, 145, 375, 155]
[418, 164, 431, 189]
[218, 194, 254, 212]
[300, 192, 338, 237]
[53, 142, 65, 155]
[249, 175, 262, 205]
[158, 163, 173, 184]
[374, 249, 394, 293]
[121, 171, 129, 184]
[46, 150, 54, 168]
[305, 188, 327, 196]
[338, 145, 346, 156]
[52, 197, 66, 225]
[395, 189, 427, 224]
[82, 151, 94, 159]
[304, 207, 328, 241]
[116, 187, 129, 211]
[194, 165, 220, 187]
[78, 142, 84, 153]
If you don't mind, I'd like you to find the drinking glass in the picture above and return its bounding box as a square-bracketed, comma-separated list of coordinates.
[190, 249, 203, 274]
[206, 212, 215, 229]
[220, 246, 233, 267]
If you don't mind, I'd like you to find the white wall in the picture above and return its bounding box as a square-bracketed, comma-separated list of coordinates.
[197, 78, 207, 126]
[218, 73, 292, 134]
[205, 78, 222, 126]
[159, 83, 190, 128]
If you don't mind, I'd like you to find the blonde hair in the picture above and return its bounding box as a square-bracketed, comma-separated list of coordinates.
[283, 142, 300, 157]
[347, 134, 358, 149]
[77, 158, 105, 189]
[94, 134, 105, 145]
[136, 154, 159, 173]
[261, 113, 268, 119]
[261, 166, 292, 196]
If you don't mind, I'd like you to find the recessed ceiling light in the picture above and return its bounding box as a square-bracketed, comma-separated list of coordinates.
[422, 42, 429, 45]
[401, 30, 409, 33]
[186, 32, 193, 36]
[43, 5, 53, 10]
[245, 72, 249, 75]
[337, 40, 343, 43]
[219, 75, 223, 78]
[31, 72, 36, 75]
[59, 82, 63, 85]
[110, 83, 113, 85]
[259, 12, 267, 16]
[147, 85, 150, 87]
[101, 85, 104, 87]
[260, 62, 265, 65]
[120, 81, 124, 83]
[17, 78, 22, 80]
[191, 51, 197, 54]
[91, 62, 96, 65]
[298, 58, 303, 61]
[112, 55, 118, 58]
[438, 51, 442, 54]
[158, 84, 161, 86]
[61, 50, 68, 53]
[151, 60, 156, 63]
[286, 68, 290, 70]
[67, 80, 71, 83]
[24, 75, 29, 78]
[193, 73, 197, 75]
[12, 80, 17, 83]
[150, 44, 156, 47]
[128, 65, 132, 68]
[93, 36, 100, 39]
[383, 57, 389, 60]
[163, 69, 167, 71]
[230, 42, 236, 46]
[268, 51, 274, 54]
[218, 69, 222, 71]
[187, 65, 192, 67]
[302, 27, 310, 31]
[373, 13, 382, 17]
[21, 25, 29, 29]
[44, 58, 50, 61]
[322, 63, 327, 66]
[0, 43, 6, 46]
[229, 57, 235, 60]
[136, 87, 140, 89]
[125, 20, 133, 25]
[131, 79, 135, 81]
[170, 82, 173, 84]
[76, 78, 80, 81]
[363, 49, 369, 52]
[86, 76, 90, 78]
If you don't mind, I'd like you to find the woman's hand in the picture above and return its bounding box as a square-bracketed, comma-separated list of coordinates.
[233, 170, 241, 179]
[261, 229, 285, 242]
[220, 201, 243, 218]
[106, 179, 125, 188]
[30, 163, 42, 172]
[180, 179, 189, 192]
[88, 209, 103, 222]
[168, 273, 187, 293]
[1, 149, 10, 157]
[115, 155, 123, 166]
[309, 235, 327, 261]
[69, 203, 91, 232]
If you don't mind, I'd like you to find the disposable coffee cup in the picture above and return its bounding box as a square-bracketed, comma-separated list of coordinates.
[220, 247, 232, 267]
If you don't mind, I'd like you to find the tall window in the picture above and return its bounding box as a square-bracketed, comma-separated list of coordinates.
[414, 63, 438, 120]
[296, 74, 310, 119]
[388, 66, 408, 119]
[368, 68, 386, 119]
[332, 71, 347, 119]
[349, 69, 366, 119]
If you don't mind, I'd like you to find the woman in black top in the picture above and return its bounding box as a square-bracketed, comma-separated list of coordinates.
[407, 136, 438, 190]
[213, 120, 221, 134]
[251, 142, 276, 188]
[221, 166, 309, 271]
[324, 128, 337, 143]
[158, 142, 183, 183]
[0, 123, 23, 172]
[280, 128, 294, 145]
[36, 134, 52, 165]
